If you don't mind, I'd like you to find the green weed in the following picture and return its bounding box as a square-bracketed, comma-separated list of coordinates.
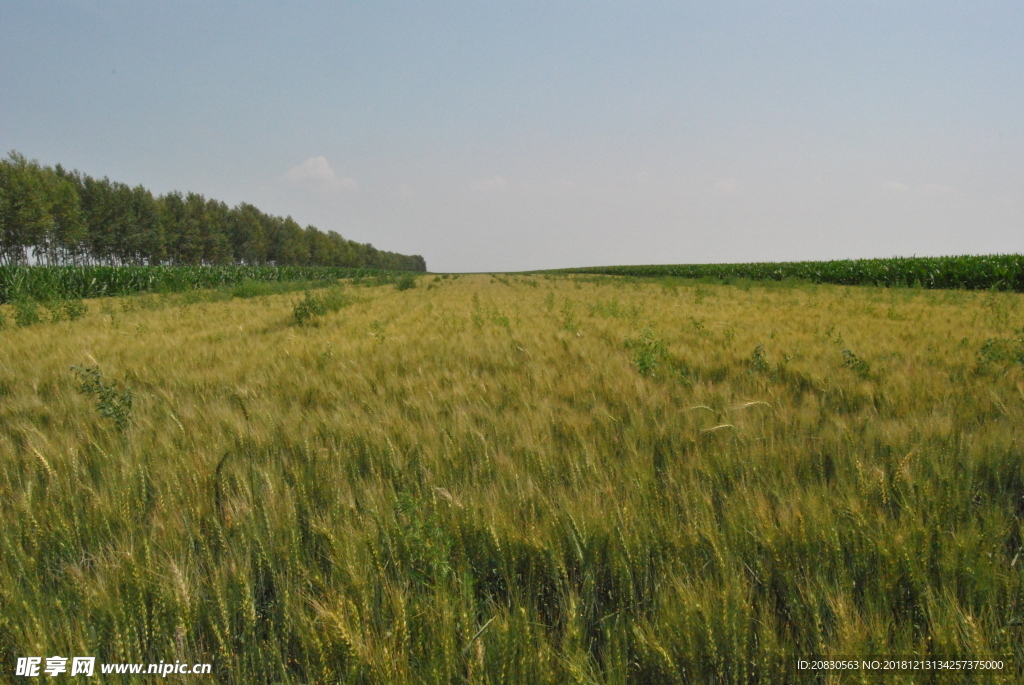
[977, 331, 1024, 367]
[70, 365, 133, 432]
[371, 319, 386, 343]
[841, 348, 871, 378]
[749, 344, 770, 374]
[561, 298, 578, 332]
[13, 298, 41, 327]
[293, 288, 352, 325]
[293, 291, 328, 324]
[624, 328, 668, 376]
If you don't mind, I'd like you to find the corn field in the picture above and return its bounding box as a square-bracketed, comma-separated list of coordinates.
[0, 265, 399, 304]
[552, 254, 1024, 291]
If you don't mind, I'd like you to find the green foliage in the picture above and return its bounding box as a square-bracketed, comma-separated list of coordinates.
[841, 348, 871, 378]
[551, 254, 1024, 292]
[62, 298, 87, 320]
[45, 298, 87, 323]
[589, 298, 640, 321]
[624, 328, 669, 376]
[395, 274, 417, 291]
[1, 151, 426, 272]
[293, 291, 328, 324]
[561, 298, 578, 332]
[371, 319, 386, 344]
[70, 365, 133, 432]
[977, 330, 1024, 367]
[0, 264, 406, 304]
[12, 298, 41, 327]
[229, 278, 274, 299]
[749, 344, 770, 373]
[293, 288, 352, 325]
[316, 343, 335, 369]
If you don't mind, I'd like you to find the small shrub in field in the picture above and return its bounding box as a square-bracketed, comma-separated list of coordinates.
[371, 319, 386, 344]
[396, 274, 417, 291]
[46, 299, 88, 323]
[62, 299, 88, 320]
[841, 349, 870, 378]
[749, 344, 770, 374]
[0, 308, 6, 329]
[561, 298, 578, 332]
[70, 365, 133, 432]
[292, 289, 351, 325]
[625, 329, 668, 376]
[231, 279, 270, 299]
[316, 343, 334, 369]
[293, 292, 328, 324]
[47, 301, 67, 323]
[13, 299, 41, 327]
[322, 288, 353, 311]
[976, 331, 1024, 367]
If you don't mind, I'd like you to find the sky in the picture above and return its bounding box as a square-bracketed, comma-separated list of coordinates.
[1, 1, 1022, 272]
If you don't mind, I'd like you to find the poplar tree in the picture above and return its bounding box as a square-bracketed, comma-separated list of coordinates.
[0, 151, 426, 270]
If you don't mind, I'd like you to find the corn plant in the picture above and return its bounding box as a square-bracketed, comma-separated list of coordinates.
[550, 253, 1024, 291]
[0, 265, 412, 304]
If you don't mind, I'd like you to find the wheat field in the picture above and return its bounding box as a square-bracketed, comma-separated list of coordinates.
[1, 274, 1023, 683]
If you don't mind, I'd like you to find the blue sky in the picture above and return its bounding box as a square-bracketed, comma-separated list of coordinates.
[2, 1, 1022, 272]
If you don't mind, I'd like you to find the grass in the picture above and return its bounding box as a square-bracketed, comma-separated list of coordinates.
[1, 274, 1023, 683]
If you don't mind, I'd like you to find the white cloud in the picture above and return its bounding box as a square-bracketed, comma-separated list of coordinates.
[285, 156, 357, 192]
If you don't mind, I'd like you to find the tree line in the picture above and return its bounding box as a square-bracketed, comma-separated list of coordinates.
[0, 152, 426, 271]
